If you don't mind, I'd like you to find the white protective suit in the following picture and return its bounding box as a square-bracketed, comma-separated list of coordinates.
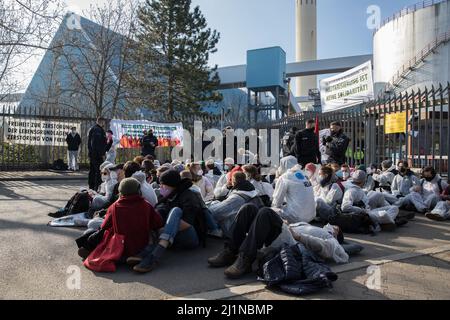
[272, 165, 316, 224]
[131, 171, 158, 207]
[342, 183, 399, 225]
[397, 176, 448, 212]
[289, 222, 349, 264]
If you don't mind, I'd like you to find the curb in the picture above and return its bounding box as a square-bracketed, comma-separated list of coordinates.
[169, 244, 450, 300]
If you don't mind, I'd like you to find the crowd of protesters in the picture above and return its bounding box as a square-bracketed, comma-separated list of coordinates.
[50, 118, 449, 295]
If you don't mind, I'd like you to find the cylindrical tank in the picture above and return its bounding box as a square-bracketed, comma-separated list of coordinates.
[295, 0, 317, 98]
[373, 0, 450, 95]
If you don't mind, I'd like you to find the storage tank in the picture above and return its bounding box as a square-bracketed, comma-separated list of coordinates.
[373, 0, 450, 96]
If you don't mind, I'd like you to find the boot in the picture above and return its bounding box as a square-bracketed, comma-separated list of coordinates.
[224, 252, 254, 279]
[207, 247, 237, 268]
[126, 244, 156, 267]
[425, 212, 446, 222]
[398, 209, 416, 220]
[395, 217, 409, 227]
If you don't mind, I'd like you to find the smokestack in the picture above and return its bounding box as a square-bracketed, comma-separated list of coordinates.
[295, 0, 317, 100]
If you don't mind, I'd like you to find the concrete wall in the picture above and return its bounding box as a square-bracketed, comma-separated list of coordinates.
[373, 0, 450, 95]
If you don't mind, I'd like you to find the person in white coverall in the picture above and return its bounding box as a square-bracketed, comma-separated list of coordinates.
[314, 166, 345, 222]
[342, 170, 399, 229]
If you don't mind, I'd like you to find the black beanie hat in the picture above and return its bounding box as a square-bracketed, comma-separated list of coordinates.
[160, 170, 181, 188]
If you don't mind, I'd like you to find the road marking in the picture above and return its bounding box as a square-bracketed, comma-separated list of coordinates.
[170, 244, 450, 300]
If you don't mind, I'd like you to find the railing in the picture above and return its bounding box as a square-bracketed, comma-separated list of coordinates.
[261, 83, 450, 178]
[374, 0, 449, 33]
[383, 30, 450, 95]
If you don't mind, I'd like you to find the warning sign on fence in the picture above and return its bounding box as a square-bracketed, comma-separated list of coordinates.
[4, 118, 81, 146]
[385, 112, 407, 134]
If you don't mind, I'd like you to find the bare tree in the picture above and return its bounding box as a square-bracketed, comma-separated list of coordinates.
[0, 0, 64, 101]
[26, 0, 139, 118]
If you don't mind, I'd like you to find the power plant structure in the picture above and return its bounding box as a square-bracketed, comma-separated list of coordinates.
[295, 0, 318, 108]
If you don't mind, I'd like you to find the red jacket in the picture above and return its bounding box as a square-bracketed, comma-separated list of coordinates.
[101, 195, 163, 258]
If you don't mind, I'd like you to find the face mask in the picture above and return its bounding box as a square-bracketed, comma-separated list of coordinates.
[318, 175, 329, 186]
[323, 224, 335, 236]
[306, 171, 313, 178]
[196, 170, 203, 176]
[423, 175, 435, 182]
[366, 168, 373, 175]
[101, 174, 108, 182]
[223, 165, 229, 171]
[342, 172, 350, 179]
[71, 130, 76, 135]
[159, 186, 172, 197]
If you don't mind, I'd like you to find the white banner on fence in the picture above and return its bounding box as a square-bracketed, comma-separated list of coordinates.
[320, 60, 374, 113]
[110, 119, 184, 148]
[4, 118, 81, 146]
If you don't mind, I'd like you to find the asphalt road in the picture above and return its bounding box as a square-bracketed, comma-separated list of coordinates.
[1, 179, 449, 299]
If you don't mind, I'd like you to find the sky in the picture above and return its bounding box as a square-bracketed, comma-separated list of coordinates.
[66, 0, 420, 67]
[15, 0, 421, 93]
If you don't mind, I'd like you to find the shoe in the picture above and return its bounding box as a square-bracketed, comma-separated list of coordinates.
[133, 254, 159, 273]
[78, 247, 90, 260]
[224, 253, 254, 279]
[425, 212, 446, 222]
[395, 217, 409, 227]
[380, 223, 396, 232]
[48, 208, 67, 218]
[398, 210, 416, 220]
[208, 248, 237, 268]
[207, 229, 224, 239]
[127, 244, 157, 267]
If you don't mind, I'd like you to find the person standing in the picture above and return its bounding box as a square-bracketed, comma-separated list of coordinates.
[322, 121, 350, 166]
[105, 130, 120, 164]
[293, 119, 321, 168]
[66, 127, 81, 171]
[141, 129, 158, 158]
[88, 118, 107, 191]
[281, 127, 298, 157]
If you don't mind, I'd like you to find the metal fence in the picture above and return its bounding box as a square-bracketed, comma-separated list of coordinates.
[0, 105, 226, 171]
[259, 83, 449, 178]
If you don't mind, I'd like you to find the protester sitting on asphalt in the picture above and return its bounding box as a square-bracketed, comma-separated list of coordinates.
[78, 177, 164, 263]
[315, 166, 345, 223]
[90, 163, 118, 211]
[207, 203, 296, 279]
[396, 166, 448, 214]
[373, 160, 397, 192]
[189, 162, 214, 202]
[358, 164, 376, 192]
[391, 163, 421, 200]
[204, 159, 222, 188]
[273, 155, 298, 187]
[141, 159, 155, 182]
[131, 170, 158, 207]
[272, 164, 316, 224]
[208, 171, 260, 236]
[130, 170, 207, 273]
[242, 164, 274, 204]
[340, 164, 351, 181]
[341, 170, 400, 231]
[426, 184, 450, 221]
[304, 162, 320, 190]
[289, 222, 350, 264]
[151, 165, 171, 192]
[213, 157, 238, 199]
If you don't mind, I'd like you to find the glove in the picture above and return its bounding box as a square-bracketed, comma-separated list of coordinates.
[325, 136, 333, 143]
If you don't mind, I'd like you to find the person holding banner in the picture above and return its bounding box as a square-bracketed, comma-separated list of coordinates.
[66, 127, 81, 171]
[88, 118, 108, 191]
[141, 129, 158, 158]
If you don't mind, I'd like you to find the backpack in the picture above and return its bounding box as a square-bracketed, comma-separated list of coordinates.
[65, 191, 91, 216]
[52, 159, 68, 171]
